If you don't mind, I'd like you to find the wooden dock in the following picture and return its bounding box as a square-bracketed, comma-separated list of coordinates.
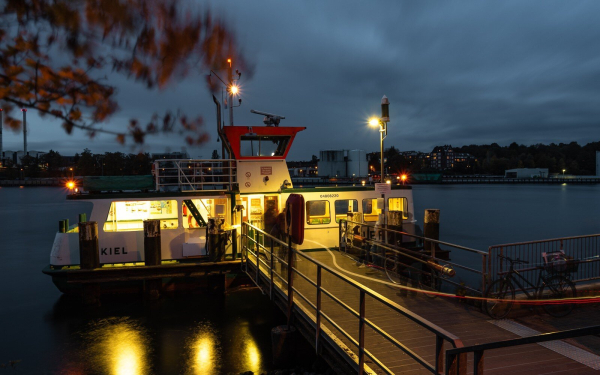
[246, 245, 600, 374]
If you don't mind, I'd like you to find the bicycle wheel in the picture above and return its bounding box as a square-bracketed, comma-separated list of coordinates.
[385, 256, 404, 284]
[539, 275, 576, 317]
[484, 279, 515, 319]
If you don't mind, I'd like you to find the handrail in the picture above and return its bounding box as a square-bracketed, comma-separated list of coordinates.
[445, 325, 600, 375]
[488, 234, 600, 286]
[340, 219, 488, 295]
[241, 221, 465, 375]
[343, 219, 487, 255]
[154, 159, 237, 191]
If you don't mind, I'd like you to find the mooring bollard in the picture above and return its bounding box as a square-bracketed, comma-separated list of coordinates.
[143, 220, 161, 266]
[424, 209, 440, 257]
[78, 221, 100, 305]
[143, 220, 162, 300]
[59, 220, 66, 233]
[78, 221, 99, 270]
[271, 325, 297, 367]
[388, 210, 404, 246]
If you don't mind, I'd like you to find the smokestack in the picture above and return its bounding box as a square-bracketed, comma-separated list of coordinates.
[22, 108, 27, 155]
[596, 151, 600, 177]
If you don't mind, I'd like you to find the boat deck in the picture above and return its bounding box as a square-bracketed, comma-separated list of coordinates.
[250, 247, 600, 374]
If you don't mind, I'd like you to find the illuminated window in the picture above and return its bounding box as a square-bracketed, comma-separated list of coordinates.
[240, 136, 290, 157]
[182, 198, 228, 229]
[362, 198, 381, 222]
[104, 200, 178, 232]
[334, 199, 358, 223]
[388, 198, 408, 220]
[306, 201, 331, 225]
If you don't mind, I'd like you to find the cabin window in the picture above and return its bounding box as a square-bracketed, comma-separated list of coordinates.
[334, 199, 358, 223]
[182, 198, 228, 229]
[240, 135, 290, 157]
[306, 200, 331, 225]
[388, 198, 409, 220]
[362, 198, 382, 222]
[104, 200, 178, 232]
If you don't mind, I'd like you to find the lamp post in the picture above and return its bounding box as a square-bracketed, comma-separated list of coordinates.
[562, 169, 566, 178]
[369, 95, 390, 183]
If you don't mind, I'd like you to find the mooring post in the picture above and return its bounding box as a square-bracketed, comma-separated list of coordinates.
[78, 221, 100, 305]
[424, 209, 440, 258]
[79, 221, 99, 270]
[143, 219, 161, 300]
[388, 210, 403, 247]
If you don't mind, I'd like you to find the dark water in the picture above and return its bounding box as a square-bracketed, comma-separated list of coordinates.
[1, 184, 599, 373]
[413, 184, 600, 251]
[412, 184, 600, 289]
[0, 187, 286, 374]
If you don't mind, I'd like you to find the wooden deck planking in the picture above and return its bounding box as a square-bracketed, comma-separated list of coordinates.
[296, 250, 597, 374]
[249, 248, 597, 374]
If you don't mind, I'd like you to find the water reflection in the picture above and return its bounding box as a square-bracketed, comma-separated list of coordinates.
[237, 323, 262, 373]
[84, 317, 150, 375]
[186, 323, 220, 374]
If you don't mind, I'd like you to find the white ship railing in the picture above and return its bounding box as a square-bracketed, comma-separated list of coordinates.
[153, 159, 237, 191]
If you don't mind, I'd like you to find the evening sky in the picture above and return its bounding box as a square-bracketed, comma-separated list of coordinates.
[3, 1, 600, 159]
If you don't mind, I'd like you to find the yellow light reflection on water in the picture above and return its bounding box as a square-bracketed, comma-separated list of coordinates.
[245, 340, 260, 371]
[86, 318, 149, 375]
[187, 325, 220, 375]
[238, 324, 262, 373]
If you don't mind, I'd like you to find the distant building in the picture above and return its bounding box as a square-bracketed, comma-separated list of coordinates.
[318, 150, 368, 178]
[429, 145, 476, 170]
[505, 168, 549, 178]
[288, 167, 318, 177]
[430, 145, 454, 170]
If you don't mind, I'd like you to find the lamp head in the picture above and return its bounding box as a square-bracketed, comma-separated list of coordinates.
[369, 118, 380, 127]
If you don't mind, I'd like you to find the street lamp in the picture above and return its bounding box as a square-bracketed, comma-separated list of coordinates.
[562, 169, 566, 177]
[369, 95, 390, 183]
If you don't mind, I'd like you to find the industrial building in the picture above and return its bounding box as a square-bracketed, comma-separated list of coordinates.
[505, 168, 549, 178]
[317, 150, 368, 178]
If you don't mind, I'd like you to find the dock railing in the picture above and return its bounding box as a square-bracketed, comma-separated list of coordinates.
[241, 222, 467, 375]
[153, 159, 237, 191]
[339, 219, 489, 296]
[488, 234, 600, 289]
[445, 325, 600, 375]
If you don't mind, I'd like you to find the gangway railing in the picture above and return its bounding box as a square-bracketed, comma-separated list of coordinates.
[488, 234, 600, 288]
[445, 325, 600, 375]
[153, 159, 237, 191]
[339, 219, 489, 296]
[241, 222, 466, 375]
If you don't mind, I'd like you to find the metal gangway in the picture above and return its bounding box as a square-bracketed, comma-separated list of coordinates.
[153, 159, 237, 191]
[240, 221, 600, 375]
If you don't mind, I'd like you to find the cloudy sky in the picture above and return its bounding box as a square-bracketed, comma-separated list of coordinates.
[3, 1, 600, 160]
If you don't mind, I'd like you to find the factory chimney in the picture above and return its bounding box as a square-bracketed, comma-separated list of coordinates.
[22, 108, 27, 156]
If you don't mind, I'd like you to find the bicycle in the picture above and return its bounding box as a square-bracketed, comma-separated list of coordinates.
[484, 255, 576, 319]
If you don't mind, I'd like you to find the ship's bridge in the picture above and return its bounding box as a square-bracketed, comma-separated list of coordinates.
[221, 125, 306, 160]
[220, 125, 306, 193]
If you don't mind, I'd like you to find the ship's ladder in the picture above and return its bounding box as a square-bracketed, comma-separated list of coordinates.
[183, 199, 207, 227]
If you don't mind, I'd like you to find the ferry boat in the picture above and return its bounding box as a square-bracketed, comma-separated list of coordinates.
[43, 87, 418, 293]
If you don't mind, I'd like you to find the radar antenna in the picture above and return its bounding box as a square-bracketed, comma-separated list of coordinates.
[250, 109, 285, 127]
